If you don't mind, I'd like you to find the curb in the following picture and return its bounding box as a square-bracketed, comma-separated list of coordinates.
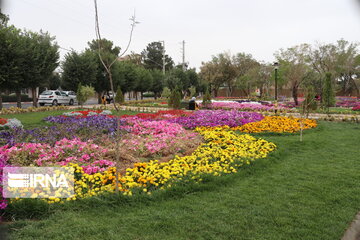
[342, 212, 360, 240]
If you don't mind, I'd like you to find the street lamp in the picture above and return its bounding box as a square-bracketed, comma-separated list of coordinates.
[159, 40, 166, 75]
[273, 62, 279, 101]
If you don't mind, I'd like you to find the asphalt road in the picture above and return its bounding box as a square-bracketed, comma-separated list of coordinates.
[2, 98, 99, 109]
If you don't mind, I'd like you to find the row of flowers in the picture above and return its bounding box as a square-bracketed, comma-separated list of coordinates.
[0, 118, 23, 130]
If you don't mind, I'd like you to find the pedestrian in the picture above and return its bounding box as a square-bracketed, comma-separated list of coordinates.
[189, 97, 197, 110]
[101, 95, 106, 105]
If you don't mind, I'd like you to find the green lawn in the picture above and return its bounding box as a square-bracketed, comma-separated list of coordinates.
[3, 121, 360, 240]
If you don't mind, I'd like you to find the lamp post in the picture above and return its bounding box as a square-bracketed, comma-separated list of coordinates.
[159, 40, 166, 75]
[273, 62, 279, 101]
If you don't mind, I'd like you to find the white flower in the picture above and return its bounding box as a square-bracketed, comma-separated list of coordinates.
[87, 111, 99, 116]
[4, 118, 23, 128]
[100, 110, 112, 115]
[63, 112, 82, 116]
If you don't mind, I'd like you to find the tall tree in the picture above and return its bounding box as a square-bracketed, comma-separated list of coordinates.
[21, 30, 59, 107]
[0, 25, 23, 109]
[275, 44, 311, 105]
[141, 41, 174, 71]
[61, 50, 97, 90]
[134, 67, 152, 99]
[150, 69, 164, 99]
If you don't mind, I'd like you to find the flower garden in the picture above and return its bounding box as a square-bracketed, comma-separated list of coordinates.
[0, 108, 320, 215]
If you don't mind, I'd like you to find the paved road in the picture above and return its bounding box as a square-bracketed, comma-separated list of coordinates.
[2, 98, 99, 109]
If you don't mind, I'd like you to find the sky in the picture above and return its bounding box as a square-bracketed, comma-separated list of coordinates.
[2, 0, 360, 70]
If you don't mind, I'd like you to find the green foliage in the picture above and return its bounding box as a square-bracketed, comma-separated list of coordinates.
[77, 83, 95, 107]
[202, 88, 212, 108]
[141, 41, 174, 71]
[161, 87, 171, 98]
[150, 69, 164, 98]
[168, 89, 181, 109]
[115, 87, 124, 104]
[301, 86, 317, 117]
[189, 86, 196, 97]
[61, 50, 97, 90]
[322, 72, 336, 111]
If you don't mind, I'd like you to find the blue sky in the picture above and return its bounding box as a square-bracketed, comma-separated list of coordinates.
[3, 0, 360, 70]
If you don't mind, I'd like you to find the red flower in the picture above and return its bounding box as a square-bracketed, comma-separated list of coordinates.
[0, 118, 7, 125]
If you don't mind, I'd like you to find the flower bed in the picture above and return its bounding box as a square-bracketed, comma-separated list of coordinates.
[120, 118, 201, 158]
[0, 138, 114, 174]
[2, 115, 124, 146]
[1, 109, 295, 212]
[121, 109, 192, 120]
[232, 116, 317, 133]
[169, 110, 264, 129]
[6, 126, 276, 205]
[0, 118, 23, 130]
[62, 110, 112, 117]
[206, 102, 285, 111]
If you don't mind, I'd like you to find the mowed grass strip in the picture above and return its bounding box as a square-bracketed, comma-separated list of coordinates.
[4, 121, 360, 240]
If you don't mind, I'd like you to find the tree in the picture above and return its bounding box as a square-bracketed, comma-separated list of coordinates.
[21, 30, 59, 107]
[0, 25, 26, 109]
[48, 72, 61, 90]
[134, 67, 152, 99]
[150, 69, 164, 99]
[275, 44, 311, 105]
[61, 50, 97, 90]
[168, 88, 181, 109]
[322, 72, 335, 112]
[114, 86, 124, 104]
[202, 88, 212, 108]
[141, 41, 174, 71]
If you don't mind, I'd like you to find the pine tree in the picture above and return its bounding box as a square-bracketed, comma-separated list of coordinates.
[322, 72, 335, 112]
[202, 88, 212, 109]
[115, 86, 124, 104]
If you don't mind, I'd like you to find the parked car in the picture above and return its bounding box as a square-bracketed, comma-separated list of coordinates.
[38, 90, 73, 106]
[62, 91, 77, 105]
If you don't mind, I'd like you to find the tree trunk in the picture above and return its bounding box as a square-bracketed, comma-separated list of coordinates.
[141, 92, 143, 100]
[292, 85, 298, 106]
[0, 94, 2, 110]
[32, 88, 38, 107]
[214, 88, 218, 98]
[97, 92, 102, 104]
[16, 90, 22, 108]
[135, 91, 138, 100]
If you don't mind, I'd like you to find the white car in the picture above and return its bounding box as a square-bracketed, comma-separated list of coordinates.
[63, 91, 77, 105]
[38, 90, 74, 106]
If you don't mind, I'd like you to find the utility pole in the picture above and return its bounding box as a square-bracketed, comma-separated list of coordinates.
[159, 40, 165, 75]
[181, 40, 186, 71]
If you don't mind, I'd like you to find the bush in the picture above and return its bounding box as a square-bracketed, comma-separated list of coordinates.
[169, 89, 182, 109]
[115, 88, 124, 104]
[1, 94, 32, 102]
[161, 87, 171, 98]
[142, 92, 155, 98]
[202, 89, 212, 108]
[77, 83, 95, 107]
[322, 72, 335, 111]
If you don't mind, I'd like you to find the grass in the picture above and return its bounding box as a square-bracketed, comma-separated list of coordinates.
[0, 109, 140, 128]
[2, 121, 360, 239]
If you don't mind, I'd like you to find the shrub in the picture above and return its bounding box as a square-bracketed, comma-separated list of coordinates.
[77, 84, 95, 107]
[202, 89, 212, 108]
[322, 72, 335, 111]
[115, 88, 124, 104]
